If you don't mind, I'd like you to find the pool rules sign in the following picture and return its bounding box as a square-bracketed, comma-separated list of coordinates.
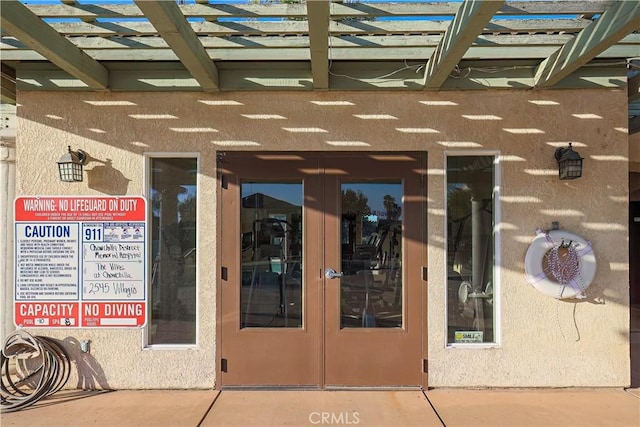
[14, 196, 147, 328]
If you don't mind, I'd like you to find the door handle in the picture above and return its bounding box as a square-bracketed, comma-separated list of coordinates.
[325, 268, 344, 280]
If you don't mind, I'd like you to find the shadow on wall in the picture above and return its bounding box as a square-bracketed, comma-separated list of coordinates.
[63, 337, 111, 390]
[85, 157, 131, 195]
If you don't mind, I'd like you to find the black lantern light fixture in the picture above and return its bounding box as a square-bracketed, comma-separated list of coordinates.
[57, 146, 87, 182]
[554, 143, 583, 180]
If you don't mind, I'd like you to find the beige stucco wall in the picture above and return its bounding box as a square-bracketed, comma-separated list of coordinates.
[14, 89, 629, 388]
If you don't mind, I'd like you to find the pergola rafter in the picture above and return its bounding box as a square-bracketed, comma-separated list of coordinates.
[534, 0, 640, 88]
[307, 0, 330, 90]
[0, 0, 108, 90]
[423, 0, 504, 90]
[133, 0, 219, 91]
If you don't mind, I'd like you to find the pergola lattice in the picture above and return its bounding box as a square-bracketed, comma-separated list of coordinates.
[1, 0, 639, 131]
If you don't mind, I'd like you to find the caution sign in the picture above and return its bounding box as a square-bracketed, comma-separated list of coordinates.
[14, 196, 147, 328]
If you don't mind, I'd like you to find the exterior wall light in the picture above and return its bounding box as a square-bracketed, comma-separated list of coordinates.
[554, 143, 583, 180]
[57, 146, 87, 182]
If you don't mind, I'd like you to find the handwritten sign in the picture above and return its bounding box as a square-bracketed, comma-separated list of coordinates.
[14, 196, 147, 328]
[82, 223, 145, 302]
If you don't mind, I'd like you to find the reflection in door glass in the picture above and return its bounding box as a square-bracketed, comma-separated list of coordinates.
[240, 182, 303, 328]
[340, 183, 403, 328]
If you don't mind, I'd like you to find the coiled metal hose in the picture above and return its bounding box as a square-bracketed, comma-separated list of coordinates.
[1, 330, 71, 413]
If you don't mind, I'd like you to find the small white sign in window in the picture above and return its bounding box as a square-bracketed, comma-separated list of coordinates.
[454, 331, 484, 343]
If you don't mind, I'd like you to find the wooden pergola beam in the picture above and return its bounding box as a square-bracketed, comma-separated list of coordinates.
[534, 0, 640, 88]
[133, 0, 219, 91]
[37, 18, 592, 38]
[25, 2, 616, 20]
[0, 0, 108, 90]
[423, 0, 504, 90]
[6, 33, 638, 55]
[307, 0, 330, 90]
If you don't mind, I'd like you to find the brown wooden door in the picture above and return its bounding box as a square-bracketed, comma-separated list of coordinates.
[218, 153, 427, 388]
[323, 154, 427, 387]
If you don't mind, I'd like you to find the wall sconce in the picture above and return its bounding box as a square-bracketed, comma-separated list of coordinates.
[554, 143, 583, 180]
[57, 146, 87, 182]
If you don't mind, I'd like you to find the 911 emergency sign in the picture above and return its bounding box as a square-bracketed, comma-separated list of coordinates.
[14, 196, 147, 328]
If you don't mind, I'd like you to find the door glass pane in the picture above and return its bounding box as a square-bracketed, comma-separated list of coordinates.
[149, 158, 197, 345]
[340, 182, 403, 328]
[446, 156, 496, 344]
[241, 182, 303, 328]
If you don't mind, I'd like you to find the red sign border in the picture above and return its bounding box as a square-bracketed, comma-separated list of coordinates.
[14, 196, 148, 329]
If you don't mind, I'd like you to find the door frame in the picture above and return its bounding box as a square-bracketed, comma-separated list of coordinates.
[215, 152, 428, 389]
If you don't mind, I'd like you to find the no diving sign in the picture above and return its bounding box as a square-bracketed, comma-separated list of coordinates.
[14, 196, 147, 328]
[82, 302, 145, 327]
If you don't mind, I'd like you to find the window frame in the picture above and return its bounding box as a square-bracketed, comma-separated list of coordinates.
[142, 152, 201, 350]
[443, 150, 502, 349]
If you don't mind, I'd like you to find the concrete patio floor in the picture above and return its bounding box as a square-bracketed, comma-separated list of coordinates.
[1, 388, 639, 427]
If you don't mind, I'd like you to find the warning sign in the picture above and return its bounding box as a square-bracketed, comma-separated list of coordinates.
[82, 302, 145, 327]
[14, 196, 147, 328]
[15, 197, 145, 222]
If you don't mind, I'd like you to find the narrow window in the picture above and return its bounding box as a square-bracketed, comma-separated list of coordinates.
[446, 155, 497, 345]
[149, 158, 197, 345]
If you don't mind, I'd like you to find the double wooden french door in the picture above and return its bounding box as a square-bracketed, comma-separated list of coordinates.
[218, 153, 427, 388]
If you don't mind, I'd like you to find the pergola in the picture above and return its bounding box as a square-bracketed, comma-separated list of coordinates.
[1, 0, 639, 132]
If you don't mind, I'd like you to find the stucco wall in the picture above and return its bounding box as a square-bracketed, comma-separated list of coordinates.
[14, 89, 629, 388]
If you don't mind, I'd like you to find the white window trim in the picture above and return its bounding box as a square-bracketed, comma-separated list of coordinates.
[443, 150, 502, 349]
[142, 152, 201, 350]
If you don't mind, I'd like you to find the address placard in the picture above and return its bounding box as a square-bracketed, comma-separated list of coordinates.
[14, 196, 147, 328]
